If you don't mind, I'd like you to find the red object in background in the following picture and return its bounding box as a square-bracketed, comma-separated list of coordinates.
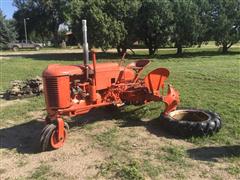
[41, 50, 180, 151]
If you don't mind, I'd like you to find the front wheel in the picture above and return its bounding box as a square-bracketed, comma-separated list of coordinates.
[40, 122, 68, 151]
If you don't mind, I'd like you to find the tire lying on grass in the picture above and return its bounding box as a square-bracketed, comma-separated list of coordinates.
[160, 109, 222, 137]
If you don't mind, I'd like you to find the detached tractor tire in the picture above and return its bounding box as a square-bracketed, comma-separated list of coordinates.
[40, 122, 69, 151]
[160, 109, 222, 137]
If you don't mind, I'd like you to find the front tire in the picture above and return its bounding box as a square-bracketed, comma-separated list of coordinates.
[40, 122, 68, 151]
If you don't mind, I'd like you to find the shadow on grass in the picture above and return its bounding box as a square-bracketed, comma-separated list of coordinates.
[0, 105, 172, 154]
[0, 105, 237, 156]
[114, 106, 176, 139]
[0, 119, 45, 154]
[3, 49, 240, 62]
[187, 145, 240, 162]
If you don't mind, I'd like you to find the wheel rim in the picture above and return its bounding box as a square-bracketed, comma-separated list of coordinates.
[169, 109, 211, 122]
[50, 129, 67, 149]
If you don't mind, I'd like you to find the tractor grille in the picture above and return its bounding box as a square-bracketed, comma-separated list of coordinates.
[45, 78, 59, 107]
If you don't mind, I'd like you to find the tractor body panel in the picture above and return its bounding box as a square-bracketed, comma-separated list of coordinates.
[88, 63, 120, 90]
[43, 64, 84, 77]
[43, 76, 71, 109]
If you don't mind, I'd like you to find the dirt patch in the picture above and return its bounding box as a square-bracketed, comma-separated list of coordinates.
[0, 108, 238, 179]
[27, 110, 45, 120]
[0, 99, 28, 109]
[1, 132, 106, 179]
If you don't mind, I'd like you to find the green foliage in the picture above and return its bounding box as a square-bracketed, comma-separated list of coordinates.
[118, 161, 144, 180]
[227, 165, 240, 176]
[0, 10, 17, 49]
[69, 0, 127, 50]
[99, 159, 144, 180]
[171, 0, 203, 54]
[95, 127, 118, 148]
[137, 0, 173, 55]
[13, 0, 69, 45]
[105, 0, 141, 54]
[30, 164, 51, 180]
[160, 146, 186, 164]
[11, 0, 239, 52]
[209, 0, 240, 53]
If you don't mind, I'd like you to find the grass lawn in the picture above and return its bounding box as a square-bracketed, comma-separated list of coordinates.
[0, 46, 239, 179]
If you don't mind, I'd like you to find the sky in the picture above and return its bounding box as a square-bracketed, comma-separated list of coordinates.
[0, 0, 16, 19]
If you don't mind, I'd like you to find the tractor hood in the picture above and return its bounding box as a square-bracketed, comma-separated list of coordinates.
[43, 64, 84, 77]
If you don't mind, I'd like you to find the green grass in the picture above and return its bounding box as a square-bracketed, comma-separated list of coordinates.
[0, 46, 240, 179]
[30, 164, 51, 180]
[227, 165, 240, 176]
[160, 146, 187, 164]
[1, 47, 239, 143]
[94, 127, 119, 149]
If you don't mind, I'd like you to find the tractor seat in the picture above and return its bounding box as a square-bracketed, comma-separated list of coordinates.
[127, 59, 150, 70]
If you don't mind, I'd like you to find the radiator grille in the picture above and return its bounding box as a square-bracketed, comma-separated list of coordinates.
[45, 78, 59, 107]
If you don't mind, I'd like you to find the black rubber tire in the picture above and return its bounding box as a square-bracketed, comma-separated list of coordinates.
[40, 122, 69, 151]
[160, 109, 222, 137]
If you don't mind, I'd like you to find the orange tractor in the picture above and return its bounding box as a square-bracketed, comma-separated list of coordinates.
[40, 20, 180, 151]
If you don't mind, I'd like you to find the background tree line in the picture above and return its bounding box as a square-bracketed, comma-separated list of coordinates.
[1, 0, 239, 54]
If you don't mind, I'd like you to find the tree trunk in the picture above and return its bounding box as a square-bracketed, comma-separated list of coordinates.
[148, 41, 157, 55]
[177, 45, 182, 55]
[53, 30, 59, 47]
[149, 47, 155, 55]
[117, 46, 121, 55]
[117, 46, 127, 56]
[222, 44, 229, 54]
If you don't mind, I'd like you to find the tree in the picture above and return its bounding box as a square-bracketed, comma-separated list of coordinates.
[69, 0, 126, 50]
[13, 0, 69, 46]
[104, 0, 141, 55]
[195, 0, 212, 46]
[0, 10, 17, 49]
[137, 0, 173, 55]
[171, 0, 202, 54]
[209, 0, 240, 53]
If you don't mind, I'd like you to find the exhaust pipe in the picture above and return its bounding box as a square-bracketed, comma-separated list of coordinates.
[82, 20, 89, 80]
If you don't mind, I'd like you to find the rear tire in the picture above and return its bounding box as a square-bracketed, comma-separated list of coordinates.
[160, 109, 222, 137]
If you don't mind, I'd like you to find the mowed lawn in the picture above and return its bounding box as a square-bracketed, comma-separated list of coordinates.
[0, 46, 239, 179]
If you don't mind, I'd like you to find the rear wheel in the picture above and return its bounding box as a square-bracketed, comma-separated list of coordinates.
[40, 122, 68, 151]
[160, 109, 222, 137]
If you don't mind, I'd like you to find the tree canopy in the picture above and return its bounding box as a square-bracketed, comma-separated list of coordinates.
[209, 0, 240, 53]
[137, 0, 173, 55]
[13, 0, 69, 45]
[8, 0, 240, 54]
[170, 0, 203, 54]
[0, 10, 17, 49]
